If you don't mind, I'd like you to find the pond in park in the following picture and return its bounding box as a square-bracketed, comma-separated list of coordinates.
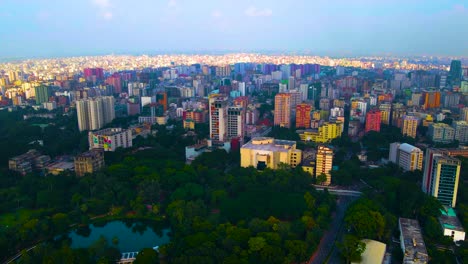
[68, 220, 170, 252]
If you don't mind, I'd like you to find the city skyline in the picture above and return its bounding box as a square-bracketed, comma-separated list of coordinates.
[1, 0, 467, 58]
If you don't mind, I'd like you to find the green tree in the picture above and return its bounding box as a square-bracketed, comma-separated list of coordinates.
[248, 237, 266, 252]
[134, 248, 159, 264]
[345, 199, 386, 240]
[51, 213, 70, 233]
[337, 235, 366, 264]
[316, 173, 328, 185]
[284, 240, 309, 262]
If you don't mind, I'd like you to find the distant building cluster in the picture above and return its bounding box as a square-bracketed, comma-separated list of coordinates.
[2, 52, 468, 264]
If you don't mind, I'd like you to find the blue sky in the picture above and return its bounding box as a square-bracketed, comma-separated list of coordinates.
[0, 0, 467, 57]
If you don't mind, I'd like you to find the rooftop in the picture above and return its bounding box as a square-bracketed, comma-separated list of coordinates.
[399, 218, 428, 264]
[76, 149, 103, 158]
[47, 161, 75, 171]
[351, 239, 386, 264]
[92, 128, 128, 136]
[241, 137, 296, 153]
[439, 207, 464, 232]
[398, 143, 422, 153]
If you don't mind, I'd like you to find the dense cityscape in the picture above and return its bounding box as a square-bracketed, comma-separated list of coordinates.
[0, 52, 467, 263]
[1, 0, 468, 263]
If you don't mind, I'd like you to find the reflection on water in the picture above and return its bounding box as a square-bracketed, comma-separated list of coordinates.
[69, 221, 170, 252]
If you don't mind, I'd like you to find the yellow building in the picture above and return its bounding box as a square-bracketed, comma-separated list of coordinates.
[240, 137, 302, 169]
[183, 119, 195, 130]
[316, 146, 333, 186]
[422, 114, 434, 127]
[402, 115, 419, 138]
[301, 157, 316, 176]
[299, 122, 342, 143]
[381, 110, 390, 125]
[311, 110, 321, 121]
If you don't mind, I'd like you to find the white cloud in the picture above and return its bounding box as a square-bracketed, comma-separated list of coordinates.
[91, 0, 111, 8]
[212, 10, 222, 18]
[91, 0, 113, 20]
[244, 6, 272, 17]
[168, 0, 177, 8]
[103, 11, 113, 20]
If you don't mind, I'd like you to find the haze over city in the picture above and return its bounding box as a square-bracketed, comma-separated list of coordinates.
[2, 0, 468, 264]
[1, 0, 468, 58]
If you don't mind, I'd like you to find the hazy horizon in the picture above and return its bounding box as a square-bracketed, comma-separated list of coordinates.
[1, 0, 467, 58]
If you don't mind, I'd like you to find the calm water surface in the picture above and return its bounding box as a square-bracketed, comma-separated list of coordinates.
[69, 220, 170, 252]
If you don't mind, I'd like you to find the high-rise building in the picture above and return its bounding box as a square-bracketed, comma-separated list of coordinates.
[423, 90, 441, 109]
[392, 103, 406, 128]
[461, 107, 468, 122]
[106, 74, 122, 94]
[76, 96, 115, 132]
[402, 115, 418, 138]
[396, 143, 423, 171]
[365, 109, 381, 133]
[461, 81, 468, 94]
[428, 123, 455, 143]
[156, 92, 167, 111]
[443, 92, 460, 108]
[35, 85, 51, 105]
[227, 106, 245, 141]
[88, 128, 132, 151]
[240, 137, 302, 170]
[288, 90, 302, 110]
[316, 146, 333, 186]
[296, 103, 312, 128]
[453, 121, 468, 143]
[299, 84, 309, 101]
[319, 98, 331, 110]
[350, 99, 367, 123]
[215, 65, 231, 77]
[379, 103, 391, 125]
[422, 148, 461, 207]
[83, 68, 104, 81]
[411, 92, 423, 107]
[449, 60, 462, 86]
[209, 95, 228, 141]
[288, 76, 295, 90]
[274, 93, 292, 128]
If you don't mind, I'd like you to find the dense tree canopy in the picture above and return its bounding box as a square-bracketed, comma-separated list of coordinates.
[0, 108, 336, 263]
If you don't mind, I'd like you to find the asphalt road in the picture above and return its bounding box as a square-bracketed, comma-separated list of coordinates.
[309, 196, 357, 264]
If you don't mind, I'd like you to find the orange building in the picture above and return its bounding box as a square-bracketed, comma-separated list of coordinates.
[296, 103, 312, 128]
[274, 93, 292, 128]
[365, 109, 381, 133]
[423, 91, 440, 109]
[184, 109, 206, 123]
